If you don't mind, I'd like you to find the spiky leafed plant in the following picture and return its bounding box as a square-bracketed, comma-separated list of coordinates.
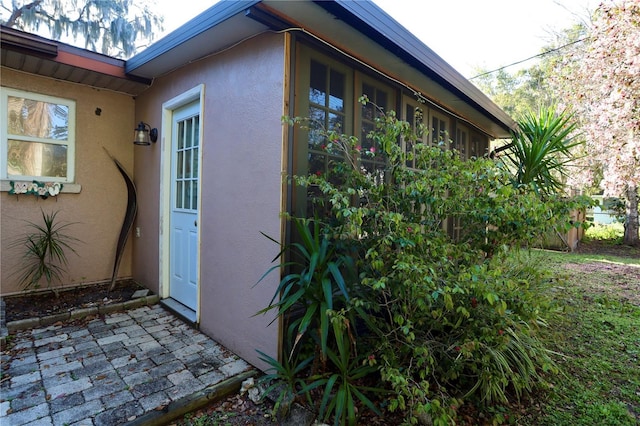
[502, 106, 582, 198]
[11, 209, 80, 297]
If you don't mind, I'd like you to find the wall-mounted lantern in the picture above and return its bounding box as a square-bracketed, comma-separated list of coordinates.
[133, 121, 158, 145]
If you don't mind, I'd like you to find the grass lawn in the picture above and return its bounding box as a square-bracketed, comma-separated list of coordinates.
[517, 246, 640, 426]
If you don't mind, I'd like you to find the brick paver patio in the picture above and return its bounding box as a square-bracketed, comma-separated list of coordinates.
[1, 304, 254, 426]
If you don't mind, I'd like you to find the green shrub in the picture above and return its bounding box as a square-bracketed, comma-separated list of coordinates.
[584, 222, 624, 243]
[259, 103, 591, 425]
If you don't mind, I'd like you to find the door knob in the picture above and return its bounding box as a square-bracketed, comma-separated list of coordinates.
[194, 220, 197, 227]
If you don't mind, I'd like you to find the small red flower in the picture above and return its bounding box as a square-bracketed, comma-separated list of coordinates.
[407, 227, 413, 233]
[454, 346, 461, 352]
[320, 144, 326, 150]
[498, 329, 504, 336]
[315, 170, 322, 176]
[355, 145, 362, 152]
[471, 297, 478, 308]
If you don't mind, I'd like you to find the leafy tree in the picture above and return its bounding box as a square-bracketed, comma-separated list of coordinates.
[0, 0, 163, 58]
[471, 23, 587, 120]
[472, 8, 639, 246]
[552, 0, 640, 246]
[472, 67, 554, 119]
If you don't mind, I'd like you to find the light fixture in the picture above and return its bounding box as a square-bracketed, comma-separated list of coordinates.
[133, 121, 158, 145]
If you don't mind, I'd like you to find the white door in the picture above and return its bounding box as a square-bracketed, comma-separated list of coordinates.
[169, 101, 200, 310]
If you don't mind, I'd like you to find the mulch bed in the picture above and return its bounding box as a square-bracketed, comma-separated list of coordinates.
[2, 279, 145, 323]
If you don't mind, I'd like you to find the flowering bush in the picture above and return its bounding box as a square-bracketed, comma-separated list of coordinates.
[261, 105, 591, 425]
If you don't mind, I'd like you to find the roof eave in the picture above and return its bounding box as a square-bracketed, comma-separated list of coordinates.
[314, 0, 516, 137]
[1, 25, 151, 95]
[125, 0, 515, 138]
[125, 0, 262, 77]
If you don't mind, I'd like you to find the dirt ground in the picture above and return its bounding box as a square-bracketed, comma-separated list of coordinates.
[573, 238, 640, 259]
[570, 240, 640, 305]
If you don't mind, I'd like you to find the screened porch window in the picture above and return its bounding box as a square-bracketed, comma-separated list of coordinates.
[360, 81, 391, 174]
[307, 59, 347, 178]
[404, 102, 427, 169]
[402, 100, 451, 168]
[469, 132, 489, 158]
[431, 110, 449, 149]
[453, 125, 469, 159]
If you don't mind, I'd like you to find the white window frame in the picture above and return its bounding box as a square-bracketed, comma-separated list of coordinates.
[1, 87, 76, 184]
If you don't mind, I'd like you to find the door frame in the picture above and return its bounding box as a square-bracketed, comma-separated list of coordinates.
[159, 84, 205, 322]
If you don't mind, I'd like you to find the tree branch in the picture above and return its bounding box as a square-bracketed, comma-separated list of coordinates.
[4, 0, 42, 28]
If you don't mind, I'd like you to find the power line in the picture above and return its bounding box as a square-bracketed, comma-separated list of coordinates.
[469, 38, 586, 80]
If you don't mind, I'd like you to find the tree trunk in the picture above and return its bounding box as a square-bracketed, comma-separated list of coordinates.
[623, 184, 639, 246]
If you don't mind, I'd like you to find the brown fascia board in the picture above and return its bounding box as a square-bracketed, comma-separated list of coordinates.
[0, 25, 58, 56]
[56, 45, 149, 83]
[1, 25, 151, 85]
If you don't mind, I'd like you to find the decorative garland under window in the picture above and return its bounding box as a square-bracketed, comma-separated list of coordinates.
[9, 181, 63, 199]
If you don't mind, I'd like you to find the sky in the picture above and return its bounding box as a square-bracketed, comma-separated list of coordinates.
[155, 0, 596, 79]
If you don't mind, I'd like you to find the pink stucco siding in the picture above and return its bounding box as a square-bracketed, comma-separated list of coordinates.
[133, 33, 285, 368]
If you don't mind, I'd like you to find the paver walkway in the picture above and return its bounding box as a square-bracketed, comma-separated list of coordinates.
[1, 304, 254, 425]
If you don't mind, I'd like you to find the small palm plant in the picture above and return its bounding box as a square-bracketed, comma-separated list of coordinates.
[11, 209, 79, 297]
[502, 106, 582, 198]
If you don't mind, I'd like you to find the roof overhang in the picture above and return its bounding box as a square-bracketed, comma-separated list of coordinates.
[125, 0, 265, 78]
[126, 0, 515, 138]
[1, 25, 151, 96]
[266, 0, 516, 138]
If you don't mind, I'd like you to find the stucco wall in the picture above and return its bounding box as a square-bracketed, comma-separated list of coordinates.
[1, 68, 135, 295]
[133, 33, 284, 368]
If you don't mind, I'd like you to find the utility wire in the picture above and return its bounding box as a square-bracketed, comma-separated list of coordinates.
[469, 37, 586, 80]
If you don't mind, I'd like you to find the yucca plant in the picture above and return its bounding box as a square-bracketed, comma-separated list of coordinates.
[257, 216, 355, 358]
[256, 348, 315, 418]
[308, 317, 383, 426]
[502, 106, 582, 198]
[11, 209, 79, 297]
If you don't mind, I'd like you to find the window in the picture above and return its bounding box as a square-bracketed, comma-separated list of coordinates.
[403, 99, 428, 169]
[469, 132, 488, 158]
[307, 58, 349, 179]
[430, 110, 449, 149]
[1, 88, 76, 183]
[453, 124, 469, 159]
[293, 50, 353, 217]
[174, 112, 200, 211]
[359, 78, 394, 174]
